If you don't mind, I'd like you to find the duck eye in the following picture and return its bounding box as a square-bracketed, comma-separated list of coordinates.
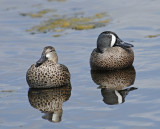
[49, 50, 53, 52]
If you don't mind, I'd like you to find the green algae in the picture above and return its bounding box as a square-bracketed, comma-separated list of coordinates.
[21, 9, 56, 18]
[146, 34, 160, 38]
[72, 24, 95, 30]
[25, 11, 111, 35]
[52, 34, 61, 37]
[1, 90, 15, 92]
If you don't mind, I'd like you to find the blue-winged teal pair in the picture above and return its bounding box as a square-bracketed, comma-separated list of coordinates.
[26, 31, 134, 88]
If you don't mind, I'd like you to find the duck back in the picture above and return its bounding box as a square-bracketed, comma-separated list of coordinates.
[90, 47, 134, 70]
[26, 60, 70, 88]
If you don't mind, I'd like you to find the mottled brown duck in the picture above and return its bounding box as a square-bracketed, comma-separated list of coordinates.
[26, 46, 70, 88]
[90, 31, 134, 70]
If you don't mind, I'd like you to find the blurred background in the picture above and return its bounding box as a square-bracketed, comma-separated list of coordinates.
[0, 0, 160, 129]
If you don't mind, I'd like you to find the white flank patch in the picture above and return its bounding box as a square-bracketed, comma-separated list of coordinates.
[115, 90, 123, 104]
[110, 34, 116, 47]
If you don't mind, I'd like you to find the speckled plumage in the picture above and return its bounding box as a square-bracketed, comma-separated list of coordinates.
[26, 46, 70, 88]
[28, 85, 71, 112]
[28, 85, 71, 122]
[91, 66, 136, 90]
[91, 66, 137, 105]
[90, 31, 134, 70]
[90, 47, 134, 70]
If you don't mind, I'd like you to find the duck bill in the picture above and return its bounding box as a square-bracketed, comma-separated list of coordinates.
[35, 55, 47, 67]
[115, 38, 134, 48]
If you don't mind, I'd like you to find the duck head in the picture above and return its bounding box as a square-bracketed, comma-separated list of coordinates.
[35, 46, 58, 67]
[97, 31, 134, 53]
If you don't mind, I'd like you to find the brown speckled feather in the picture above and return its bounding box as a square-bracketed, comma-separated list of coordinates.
[28, 85, 71, 112]
[91, 66, 136, 90]
[26, 60, 70, 88]
[28, 85, 71, 122]
[90, 46, 134, 70]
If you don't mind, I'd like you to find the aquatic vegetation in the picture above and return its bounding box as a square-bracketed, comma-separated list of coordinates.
[1, 90, 15, 92]
[25, 12, 111, 34]
[52, 34, 61, 37]
[146, 34, 160, 38]
[20, 4, 111, 36]
[20, 9, 56, 18]
[72, 24, 95, 30]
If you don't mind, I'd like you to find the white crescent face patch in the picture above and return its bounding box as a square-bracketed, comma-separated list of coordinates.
[46, 53, 51, 58]
[52, 113, 59, 122]
[115, 90, 123, 104]
[110, 34, 116, 47]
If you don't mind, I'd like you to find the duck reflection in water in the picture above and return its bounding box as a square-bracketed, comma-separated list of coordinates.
[91, 66, 137, 105]
[28, 84, 71, 123]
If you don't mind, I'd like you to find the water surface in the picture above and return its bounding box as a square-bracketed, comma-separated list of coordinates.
[0, 0, 160, 129]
